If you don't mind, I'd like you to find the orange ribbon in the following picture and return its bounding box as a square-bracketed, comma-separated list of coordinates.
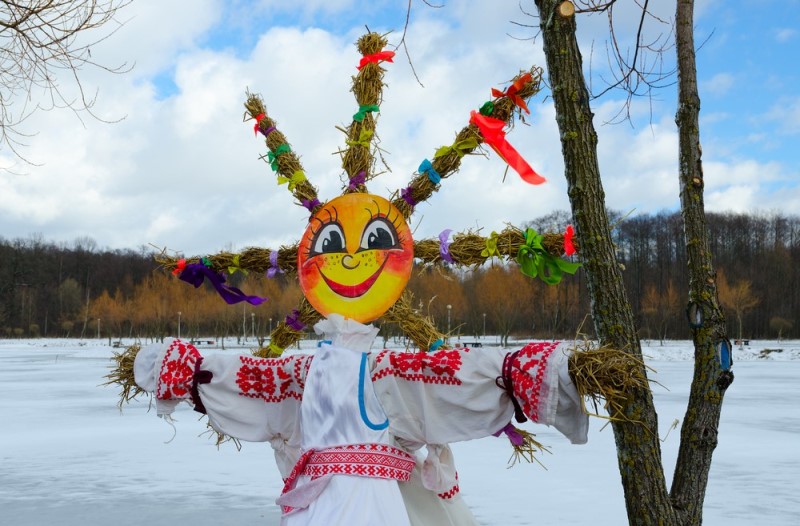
[253, 113, 265, 136]
[491, 72, 533, 114]
[357, 50, 396, 70]
[469, 110, 545, 185]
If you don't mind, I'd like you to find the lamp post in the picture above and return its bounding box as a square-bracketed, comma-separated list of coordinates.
[177, 311, 182, 340]
[269, 317, 273, 335]
[97, 318, 100, 339]
[483, 313, 486, 339]
[447, 304, 452, 337]
[251, 312, 255, 340]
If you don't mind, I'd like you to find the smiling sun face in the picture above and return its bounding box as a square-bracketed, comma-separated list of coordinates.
[298, 193, 414, 322]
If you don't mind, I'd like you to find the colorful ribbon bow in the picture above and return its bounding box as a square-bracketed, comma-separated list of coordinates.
[302, 197, 321, 212]
[516, 228, 581, 285]
[267, 144, 291, 171]
[469, 111, 545, 185]
[267, 251, 283, 278]
[419, 159, 441, 185]
[481, 231, 500, 258]
[346, 128, 373, 148]
[491, 72, 533, 114]
[434, 137, 480, 159]
[439, 229, 454, 263]
[172, 258, 187, 276]
[492, 422, 526, 447]
[348, 170, 367, 190]
[357, 50, 396, 70]
[227, 254, 248, 276]
[401, 186, 416, 207]
[278, 170, 307, 191]
[563, 225, 577, 256]
[253, 113, 266, 136]
[285, 309, 306, 331]
[178, 263, 267, 305]
[353, 104, 380, 122]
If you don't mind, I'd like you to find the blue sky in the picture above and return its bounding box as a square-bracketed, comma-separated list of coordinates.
[1, 0, 798, 255]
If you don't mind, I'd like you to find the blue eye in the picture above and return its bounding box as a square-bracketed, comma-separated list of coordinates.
[311, 223, 345, 255]
[360, 218, 398, 250]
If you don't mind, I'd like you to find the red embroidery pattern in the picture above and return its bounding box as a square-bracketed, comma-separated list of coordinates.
[157, 339, 201, 401]
[510, 342, 559, 422]
[280, 443, 415, 514]
[437, 472, 460, 500]
[236, 355, 311, 403]
[371, 349, 465, 385]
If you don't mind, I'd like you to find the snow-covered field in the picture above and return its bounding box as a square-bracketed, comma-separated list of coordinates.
[1, 338, 798, 525]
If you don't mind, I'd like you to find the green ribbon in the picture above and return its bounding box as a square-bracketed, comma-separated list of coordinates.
[201, 257, 212, 268]
[481, 231, 500, 258]
[353, 104, 380, 122]
[227, 254, 248, 276]
[267, 143, 291, 171]
[345, 128, 373, 147]
[434, 137, 480, 159]
[268, 342, 284, 356]
[516, 228, 582, 285]
[479, 101, 495, 116]
[277, 170, 307, 191]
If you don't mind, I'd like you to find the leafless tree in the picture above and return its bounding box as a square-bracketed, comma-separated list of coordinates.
[0, 0, 130, 163]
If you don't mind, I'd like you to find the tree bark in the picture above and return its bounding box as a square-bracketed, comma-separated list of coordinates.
[533, 0, 676, 523]
[670, 1, 732, 523]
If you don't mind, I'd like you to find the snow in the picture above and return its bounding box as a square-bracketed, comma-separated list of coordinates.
[1, 338, 798, 525]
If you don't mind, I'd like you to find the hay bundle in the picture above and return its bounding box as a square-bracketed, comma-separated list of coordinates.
[568, 342, 650, 421]
[253, 297, 322, 357]
[244, 92, 322, 213]
[157, 244, 300, 277]
[381, 291, 446, 351]
[103, 344, 146, 408]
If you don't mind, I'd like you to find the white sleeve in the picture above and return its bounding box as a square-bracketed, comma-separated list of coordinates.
[133, 338, 310, 444]
[371, 342, 588, 445]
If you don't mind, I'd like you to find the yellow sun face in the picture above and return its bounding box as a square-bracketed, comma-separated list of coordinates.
[298, 193, 414, 322]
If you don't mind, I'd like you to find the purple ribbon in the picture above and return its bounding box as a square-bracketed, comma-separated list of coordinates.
[267, 251, 283, 278]
[259, 125, 276, 138]
[439, 228, 454, 263]
[401, 186, 416, 206]
[348, 170, 367, 191]
[178, 263, 268, 306]
[285, 309, 306, 331]
[492, 422, 525, 447]
[302, 197, 321, 212]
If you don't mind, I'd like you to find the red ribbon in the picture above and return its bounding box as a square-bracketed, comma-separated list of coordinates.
[469, 110, 545, 185]
[357, 50, 396, 70]
[172, 258, 187, 276]
[564, 225, 576, 256]
[253, 113, 265, 136]
[491, 72, 533, 114]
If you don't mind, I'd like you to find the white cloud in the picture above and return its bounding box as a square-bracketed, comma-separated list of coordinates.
[701, 73, 735, 97]
[775, 28, 798, 43]
[0, 0, 797, 256]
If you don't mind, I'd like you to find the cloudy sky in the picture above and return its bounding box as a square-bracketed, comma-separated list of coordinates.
[1, 0, 798, 256]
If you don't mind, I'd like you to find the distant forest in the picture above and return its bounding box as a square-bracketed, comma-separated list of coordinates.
[1, 210, 798, 342]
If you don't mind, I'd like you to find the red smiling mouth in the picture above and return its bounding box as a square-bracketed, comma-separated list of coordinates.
[316, 257, 388, 298]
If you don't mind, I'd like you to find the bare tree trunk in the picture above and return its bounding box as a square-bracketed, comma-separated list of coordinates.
[670, 1, 732, 522]
[533, 1, 676, 522]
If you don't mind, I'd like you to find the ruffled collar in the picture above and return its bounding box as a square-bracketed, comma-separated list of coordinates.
[313, 314, 379, 353]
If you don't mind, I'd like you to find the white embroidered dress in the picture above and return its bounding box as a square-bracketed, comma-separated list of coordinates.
[134, 315, 588, 526]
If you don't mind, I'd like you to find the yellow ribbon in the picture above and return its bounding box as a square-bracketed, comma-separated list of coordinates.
[481, 231, 500, 258]
[434, 137, 479, 159]
[277, 170, 307, 191]
[345, 128, 373, 148]
[227, 254, 248, 275]
[268, 342, 284, 356]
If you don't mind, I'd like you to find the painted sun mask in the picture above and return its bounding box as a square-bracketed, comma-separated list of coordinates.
[298, 193, 414, 323]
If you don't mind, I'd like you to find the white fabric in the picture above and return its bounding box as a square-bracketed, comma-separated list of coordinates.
[133, 338, 182, 417]
[279, 320, 409, 525]
[133, 321, 589, 525]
